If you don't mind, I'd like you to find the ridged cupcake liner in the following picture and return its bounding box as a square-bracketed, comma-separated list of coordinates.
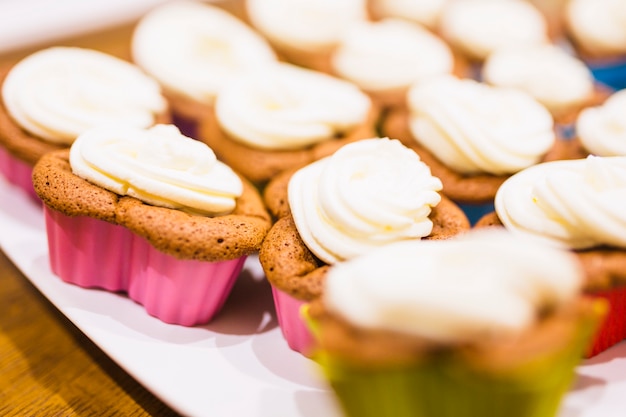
[271, 286, 314, 356]
[457, 201, 495, 226]
[306, 300, 605, 417]
[0, 146, 39, 202]
[587, 58, 626, 91]
[43, 206, 246, 326]
[44, 206, 134, 291]
[128, 237, 246, 326]
[586, 286, 626, 357]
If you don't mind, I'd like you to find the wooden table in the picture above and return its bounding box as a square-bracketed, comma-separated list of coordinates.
[0, 18, 187, 417]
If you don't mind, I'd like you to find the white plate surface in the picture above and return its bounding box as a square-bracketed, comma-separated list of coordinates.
[0, 176, 625, 417]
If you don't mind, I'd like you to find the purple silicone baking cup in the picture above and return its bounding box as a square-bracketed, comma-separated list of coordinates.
[127, 236, 246, 326]
[0, 146, 39, 202]
[271, 285, 315, 356]
[43, 205, 246, 326]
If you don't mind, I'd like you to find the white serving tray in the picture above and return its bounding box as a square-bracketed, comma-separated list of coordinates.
[0, 175, 625, 417]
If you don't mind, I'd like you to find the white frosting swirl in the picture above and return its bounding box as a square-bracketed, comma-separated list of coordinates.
[483, 44, 595, 116]
[325, 228, 582, 342]
[495, 156, 626, 250]
[577, 89, 626, 156]
[407, 75, 555, 175]
[2, 47, 166, 145]
[132, 1, 277, 104]
[332, 19, 454, 92]
[567, 0, 626, 56]
[288, 138, 442, 264]
[215, 62, 371, 150]
[246, 0, 368, 53]
[440, 0, 548, 61]
[369, 0, 447, 29]
[70, 124, 243, 216]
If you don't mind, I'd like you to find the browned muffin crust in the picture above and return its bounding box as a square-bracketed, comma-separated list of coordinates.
[198, 104, 380, 184]
[474, 212, 626, 292]
[0, 64, 171, 167]
[259, 168, 470, 301]
[382, 106, 574, 204]
[307, 295, 603, 370]
[32, 149, 272, 262]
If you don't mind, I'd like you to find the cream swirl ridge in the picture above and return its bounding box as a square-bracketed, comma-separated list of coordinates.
[495, 156, 626, 250]
[332, 19, 454, 92]
[215, 63, 372, 150]
[324, 229, 582, 342]
[70, 124, 243, 216]
[288, 138, 442, 264]
[407, 75, 555, 175]
[2, 47, 167, 145]
[577, 90, 626, 156]
[132, 1, 277, 104]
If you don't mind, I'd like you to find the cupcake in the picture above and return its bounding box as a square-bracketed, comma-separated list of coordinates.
[32, 124, 272, 326]
[305, 229, 605, 417]
[131, 0, 277, 138]
[482, 43, 612, 134]
[0, 46, 169, 201]
[561, 88, 626, 160]
[245, 0, 369, 73]
[260, 137, 470, 355]
[565, 0, 626, 90]
[330, 18, 462, 109]
[367, 0, 448, 30]
[199, 61, 378, 185]
[479, 156, 626, 357]
[438, 0, 549, 77]
[383, 74, 559, 224]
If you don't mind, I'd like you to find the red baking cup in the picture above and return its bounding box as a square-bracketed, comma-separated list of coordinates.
[271, 286, 315, 356]
[0, 146, 39, 203]
[585, 287, 626, 357]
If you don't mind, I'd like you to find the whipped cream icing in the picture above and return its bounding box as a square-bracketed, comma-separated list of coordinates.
[369, 0, 447, 29]
[332, 18, 454, 93]
[567, 0, 626, 56]
[483, 44, 595, 116]
[246, 0, 368, 53]
[324, 228, 582, 342]
[70, 124, 243, 216]
[2, 47, 166, 145]
[577, 90, 626, 156]
[215, 62, 371, 150]
[132, 0, 277, 105]
[407, 75, 555, 175]
[288, 138, 442, 264]
[440, 0, 548, 61]
[495, 156, 626, 250]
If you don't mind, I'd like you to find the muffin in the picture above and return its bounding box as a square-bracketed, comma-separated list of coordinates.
[482, 43, 612, 134]
[565, 0, 626, 90]
[131, 0, 277, 138]
[199, 61, 378, 185]
[0, 46, 169, 201]
[260, 137, 470, 355]
[479, 156, 626, 357]
[559, 88, 626, 160]
[245, 0, 369, 74]
[383, 74, 559, 224]
[438, 0, 549, 77]
[305, 229, 605, 417]
[32, 124, 272, 326]
[367, 0, 448, 30]
[330, 18, 463, 109]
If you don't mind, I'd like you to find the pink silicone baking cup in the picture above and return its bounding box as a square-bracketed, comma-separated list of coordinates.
[0, 146, 39, 202]
[586, 287, 626, 357]
[44, 206, 134, 291]
[127, 236, 246, 326]
[43, 205, 246, 326]
[271, 286, 315, 357]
